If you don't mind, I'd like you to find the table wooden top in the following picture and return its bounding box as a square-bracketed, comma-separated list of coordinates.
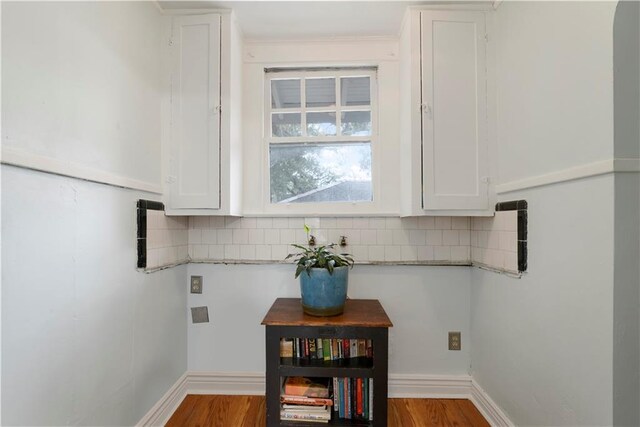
[261, 298, 393, 327]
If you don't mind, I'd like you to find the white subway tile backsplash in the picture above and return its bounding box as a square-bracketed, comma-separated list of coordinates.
[426, 230, 443, 246]
[418, 216, 435, 230]
[255, 245, 271, 260]
[240, 245, 256, 260]
[435, 216, 452, 230]
[217, 229, 233, 244]
[241, 217, 257, 229]
[248, 228, 265, 244]
[385, 217, 402, 229]
[368, 245, 385, 260]
[201, 229, 217, 245]
[210, 217, 225, 229]
[470, 209, 520, 273]
[336, 218, 353, 229]
[233, 229, 249, 244]
[352, 217, 369, 229]
[256, 217, 273, 229]
[280, 229, 295, 245]
[272, 218, 289, 229]
[376, 229, 393, 245]
[452, 217, 470, 230]
[188, 229, 202, 244]
[443, 230, 460, 246]
[224, 244, 240, 259]
[264, 229, 280, 244]
[271, 244, 288, 261]
[361, 229, 377, 245]
[288, 217, 305, 229]
[392, 229, 410, 245]
[401, 245, 418, 262]
[417, 246, 434, 261]
[208, 245, 224, 259]
[408, 230, 426, 246]
[434, 246, 451, 261]
[384, 246, 402, 262]
[180, 215, 481, 266]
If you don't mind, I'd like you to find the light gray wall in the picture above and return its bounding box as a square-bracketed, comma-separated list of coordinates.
[613, 2, 640, 425]
[1, 166, 187, 426]
[471, 176, 615, 426]
[471, 1, 619, 425]
[187, 264, 472, 377]
[1, 2, 186, 425]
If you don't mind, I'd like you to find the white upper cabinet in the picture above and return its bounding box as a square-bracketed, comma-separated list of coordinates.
[165, 13, 242, 216]
[400, 9, 493, 216]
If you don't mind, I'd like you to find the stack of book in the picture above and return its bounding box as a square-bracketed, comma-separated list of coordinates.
[280, 338, 373, 361]
[280, 377, 332, 423]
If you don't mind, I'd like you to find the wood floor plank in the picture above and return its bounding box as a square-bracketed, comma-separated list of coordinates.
[165, 395, 489, 427]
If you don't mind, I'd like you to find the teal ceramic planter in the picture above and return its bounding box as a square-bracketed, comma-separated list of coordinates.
[300, 266, 349, 316]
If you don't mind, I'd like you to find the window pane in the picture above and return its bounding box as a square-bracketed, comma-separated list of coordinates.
[271, 79, 300, 109]
[307, 112, 336, 136]
[306, 78, 336, 108]
[270, 143, 372, 204]
[341, 77, 370, 106]
[341, 111, 371, 136]
[272, 113, 302, 137]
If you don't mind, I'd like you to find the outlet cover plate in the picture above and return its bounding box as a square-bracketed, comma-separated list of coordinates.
[190, 276, 203, 294]
[191, 306, 209, 323]
[448, 331, 461, 351]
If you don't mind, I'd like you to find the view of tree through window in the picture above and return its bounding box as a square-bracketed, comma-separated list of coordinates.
[267, 69, 375, 204]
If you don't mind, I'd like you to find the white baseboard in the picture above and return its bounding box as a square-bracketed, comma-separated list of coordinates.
[136, 373, 189, 427]
[137, 371, 513, 427]
[470, 379, 514, 427]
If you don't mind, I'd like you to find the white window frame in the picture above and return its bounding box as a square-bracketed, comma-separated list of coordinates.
[262, 68, 380, 215]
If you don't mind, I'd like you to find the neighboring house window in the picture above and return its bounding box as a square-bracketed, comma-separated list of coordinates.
[265, 68, 376, 205]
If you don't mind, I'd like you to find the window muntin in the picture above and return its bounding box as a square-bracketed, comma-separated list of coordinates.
[266, 68, 376, 205]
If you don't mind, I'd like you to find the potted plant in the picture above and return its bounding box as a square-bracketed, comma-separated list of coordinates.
[286, 233, 354, 316]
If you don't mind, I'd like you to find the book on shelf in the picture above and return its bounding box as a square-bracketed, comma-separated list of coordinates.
[283, 377, 330, 398]
[280, 338, 373, 362]
[280, 394, 333, 406]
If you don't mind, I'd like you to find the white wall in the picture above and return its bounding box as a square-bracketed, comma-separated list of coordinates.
[495, 1, 616, 185]
[470, 1, 620, 425]
[2, 166, 187, 426]
[1, 1, 163, 189]
[1, 2, 186, 425]
[187, 264, 471, 378]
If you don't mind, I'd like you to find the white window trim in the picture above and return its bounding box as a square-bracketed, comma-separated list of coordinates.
[261, 68, 381, 216]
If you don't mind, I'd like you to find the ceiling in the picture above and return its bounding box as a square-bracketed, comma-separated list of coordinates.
[158, 1, 488, 40]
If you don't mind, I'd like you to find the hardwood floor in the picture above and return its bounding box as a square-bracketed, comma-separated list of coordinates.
[166, 395, 490, 426]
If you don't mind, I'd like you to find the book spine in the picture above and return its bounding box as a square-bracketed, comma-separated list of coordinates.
[281, 396, 333, 406]
[350, 339, 358, 358]
[369, 378, 373, 420]
[358, 339, 366, 358]
[309, 338, 317, 360]
[316, 337, 323, 359]
[333, 377, 338, 411]
[280, 412, 330, 421]
[322, 339, 331, 361]
[366, 339, 373, 359]
[357, 377, 363, 417]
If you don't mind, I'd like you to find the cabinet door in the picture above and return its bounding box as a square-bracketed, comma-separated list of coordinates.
[421, 11, 488, 210]
[169, 15, 221, 209]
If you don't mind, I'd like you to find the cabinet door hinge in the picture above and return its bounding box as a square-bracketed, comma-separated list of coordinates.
[484, 33, 489, 42]
[168, 38, 174, 46]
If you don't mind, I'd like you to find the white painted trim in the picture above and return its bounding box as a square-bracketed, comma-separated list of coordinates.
[496, 158, 640, 194]
[136, 373, 189, 427]
[185, 371, 266, 396]
[138, 371, 513, 426]
[471, 379, 514, 427]
[492, 0, 504, 10]
[1, 147, 163, 194]
[388, 374, 473, 398]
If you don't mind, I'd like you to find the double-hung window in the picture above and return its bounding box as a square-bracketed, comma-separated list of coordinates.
[265, 68, 377, 206]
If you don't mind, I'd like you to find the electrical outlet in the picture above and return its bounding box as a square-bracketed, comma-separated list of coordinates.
[448, 331, 461, 351]
[190, 276, 203, 294]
